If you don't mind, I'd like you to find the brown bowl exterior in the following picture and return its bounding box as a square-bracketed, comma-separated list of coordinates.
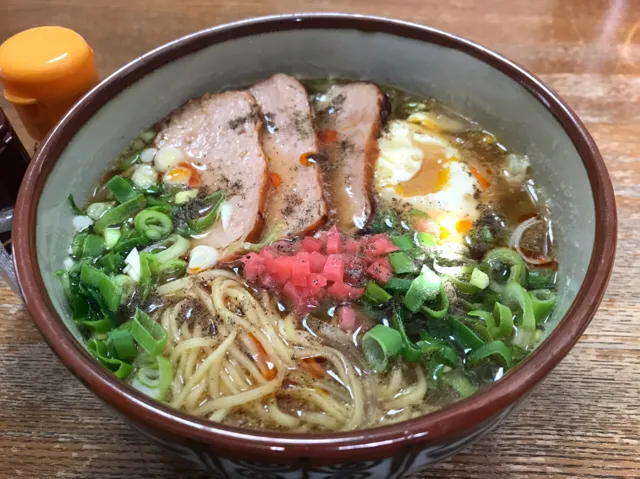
[12, 14, 616, 478]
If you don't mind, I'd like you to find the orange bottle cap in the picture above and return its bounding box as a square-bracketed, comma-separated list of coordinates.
[0, 27, 98, 140]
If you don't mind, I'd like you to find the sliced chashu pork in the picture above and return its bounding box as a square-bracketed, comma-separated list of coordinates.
[155, 91, 268, 251]
[250, 74, 327, 240]
[316, 83, 388, 233]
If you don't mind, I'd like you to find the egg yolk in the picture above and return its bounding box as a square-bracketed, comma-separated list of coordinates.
[394, 144, 452, 197]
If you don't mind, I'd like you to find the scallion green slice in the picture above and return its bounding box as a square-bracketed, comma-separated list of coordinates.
[362, 325, 403, 373]
[77, 317, 114, 334]
[500, 280, 535, 332]
[389, 234, 415, 250]
[527, 267, 558, 289]
[388, 251, 419, 274]
[442, 370, 478, 398]
[467, 340, 513, 369]
[108, 328, 136, 361]
[153, 234, 191, 263]
[417, 232, 437, 249]
[451, 317, 485, 350]
[364, 280, 392, 304]
[391, 309, 422, 362]
[106, 175, 138, 203]
[129, 353, 173, 401]
[86, 202, 114, 221]
[87, 338, 133, 378]
[67, 194, 84, 215]
[470, 267, 489, 290]
[79, 263, 122, 312]
[186, 191, 224, 235]
[131, 308, 167, 356]
[103, 228, 122, 249]
[134, 209, 174, 241]
[94, 194, 146, 234]
[82, 234, 106, 258]
[114, 274, 136, 304]
[484, 247, 527, 292]
[529, 289, 557, 323]
[385, 277, 413, 294]
[421, 285, 449, 319]
[403, 265, 441, 313]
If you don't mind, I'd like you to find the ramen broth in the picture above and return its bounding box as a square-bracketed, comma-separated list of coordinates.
[59, 75, 557, 432]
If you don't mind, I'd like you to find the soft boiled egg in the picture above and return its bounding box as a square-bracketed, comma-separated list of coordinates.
[375, 116, 481, 242]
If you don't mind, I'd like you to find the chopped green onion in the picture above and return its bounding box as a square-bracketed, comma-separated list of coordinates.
[131, 308, 167, 356]
[86, 202, 114, 221]
[157, 259, 187, 283]
[362, 325, 403, 373]
[77, 317, 114, 334]
[467, 340, 513, 369]
[129, 353, 173, 401]
[138, 252, 159, 302]
[493, 302, 515, 337]
[152, 234, 191, 263]
[389, 234, 415, 250]
[79, 263, 122, 312]
[82, 234, 106, 258]
[512, 327, 541, 349]
[529, 289, 557, 323]
[500, 280, 535, 332]
[134, 209, 174, 241]
[147, 204, 173, 216]
[442, 370, 478, 398]
[470, 268, 489, 289]
[369, 208, 398, 233]
[470, 302, 514, 339]
[403, 265, 441, 313]
[114, 274, 136, 303]
[175, 189, 199, 205]
[446, 274, 481, 295]
[426, 356, 447, 382]
[527, 268, 558, 289]
[484, 247, 527, 292]
[106, 176, 138, 203]
[112, 228, 149, 254]
[56, 270, 73, 301]
[67, 194, 84, 215]
[417, 232, 437, 249]
[385, 277, 413, 294]
[78, 282, 116, 321]
[421, 284, 449, 319]
[71, 233, 88, 259]
[97, 252, 125, 276]
[117, 151, 141, 172]
[391, 308, 422, 362]
[94, 194, 146, 234]
[364, 280, 392, 304]
[451, 317, 485, 350]
[87, 338, 133, 378]
[416, 339, 458, 366]
[388, 251, 419, 274]
[186, 191, 224, 235]
[108, 328, 136, 361]
[103, 228, 122, 249]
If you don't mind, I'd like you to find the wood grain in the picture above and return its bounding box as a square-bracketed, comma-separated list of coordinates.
[1, 0, 639, 477]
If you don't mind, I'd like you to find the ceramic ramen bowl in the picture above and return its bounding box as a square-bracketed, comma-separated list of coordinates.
[10, 13, 616, 478]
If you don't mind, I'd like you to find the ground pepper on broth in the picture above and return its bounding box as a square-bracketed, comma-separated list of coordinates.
[57, 74, 557, 433]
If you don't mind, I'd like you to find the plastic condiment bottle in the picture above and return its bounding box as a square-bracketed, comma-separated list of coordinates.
[0, 26, 98, 141]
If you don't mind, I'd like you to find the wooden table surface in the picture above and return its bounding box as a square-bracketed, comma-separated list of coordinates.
[1, 0, 639, 477]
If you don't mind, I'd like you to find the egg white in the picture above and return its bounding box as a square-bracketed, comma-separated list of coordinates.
[375, 119, 479, 241]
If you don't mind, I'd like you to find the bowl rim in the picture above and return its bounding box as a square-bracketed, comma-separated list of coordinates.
[13, 13, 617, 462]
